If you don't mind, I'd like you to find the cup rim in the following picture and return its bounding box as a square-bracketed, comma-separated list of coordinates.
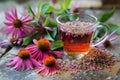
[56, 13, 98, 26]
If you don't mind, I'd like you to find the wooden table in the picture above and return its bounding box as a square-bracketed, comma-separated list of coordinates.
[0, 7, 120, 80]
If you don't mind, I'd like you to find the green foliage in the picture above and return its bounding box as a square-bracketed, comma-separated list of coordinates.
[41, 3, 50, 15]
[49, 20, 57, 27]
[58, 0, 71, 10]
[51, 40, 63, 50]
[26, 4, 35, 18]
[41, 3, 57, 15]
[52, 27, 57, 38]
[45, 30, 54, 41]
[56, 0, 71, 16]
[64, 0, 71, 9]
[46, 5, 57, 13]
[22, 36, 33, 46]
[107, 23, 120, 35]
[93, 29, 99, 39]
[37, 0, 41, 18]
[98, 8, 115, 22]
[2, 0, 120, 53]
[68, 14, 79, 21]
[29, 22, 38, 27]
[44, 16, 50, 26]
[93, 25, 107, 41]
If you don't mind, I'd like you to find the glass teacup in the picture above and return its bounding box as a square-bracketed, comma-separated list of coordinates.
[56, 13, 108, 58]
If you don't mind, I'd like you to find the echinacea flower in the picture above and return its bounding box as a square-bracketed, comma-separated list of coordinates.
[0, 37, 22, 48]
[26, 38, 63, 61]
[37, 18, 53, 35]
[70, 1, 80, 13]
[95, 30, 118, 48]
[37, 56, 60, 75]
[3, 8, 34, 38]
[6, 49, 40, 70]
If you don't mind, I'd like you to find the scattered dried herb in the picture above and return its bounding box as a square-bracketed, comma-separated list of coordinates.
[58, 48, 115, 73]
[80, 48, 115, 71]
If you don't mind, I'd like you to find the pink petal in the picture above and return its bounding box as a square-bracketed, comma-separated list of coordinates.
[26, 45, 36, 49]
[109, 36, 118, 41]
[93, 36, 108, 47]
[30, 58, 40, 67]
[20, 15, 29, 21]
[33, 39, 37, 44]
[39, 18, 44, 27]
[95, 43, 103, 47]
[44, 27, 53, 31]
[32, 50, 42, 60]
[14, 58, 22, 70]
[4, 22, 13, 26]
[52, 51, 63, 58]
[37, 66, 46, 75]
[45, 67, 49, 75]
[22, 24, 33, 31]
[0, 40, 11, 47]
[5, 11, 14, 21]
[26, 45, 43, 60]
[26, 59, 33, 70]
[19, 28, 29, 36]
[49, 67, 52, 75]
[6, 57, 19, 67]
[51, 67, 55, 75]
[37, 66, 44, 73]
[21, 61, 26, 71]
[4, 27, 14, 35]
[12, 28, 19, 37]
[3, 25, 12, 29]
[11, 8, 18, 19]
[22, 7, 28, 16]
[107, 30, 117, 40]
[22, 17, 33, 23]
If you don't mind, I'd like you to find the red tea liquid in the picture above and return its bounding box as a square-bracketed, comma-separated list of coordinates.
[59, 21, 93, 56]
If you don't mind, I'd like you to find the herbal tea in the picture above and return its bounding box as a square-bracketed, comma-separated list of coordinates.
[59, 21, 93, 56]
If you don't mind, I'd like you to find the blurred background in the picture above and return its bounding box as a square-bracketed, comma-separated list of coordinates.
[0, 0, 120, 9]
[0, 0, 120, 25]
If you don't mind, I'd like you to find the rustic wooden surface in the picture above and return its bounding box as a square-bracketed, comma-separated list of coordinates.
[0, 42, 120, 80]
[0, 1, 120, 80]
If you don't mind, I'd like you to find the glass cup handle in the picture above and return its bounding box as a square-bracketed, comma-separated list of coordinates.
[92, 23, 109, 47]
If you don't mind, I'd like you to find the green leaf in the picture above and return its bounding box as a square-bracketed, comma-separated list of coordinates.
[117, 27, 120, 35]
[98, 8, 115, 22]
[37, 0, 41, 10]
[48, 20, 57, 27]
[51, 40, 63, 50]
[45, 31, 54, 41]
[58, 0, 63, 9]
[64, 9, 70, 14]
[37, 0, 41, 18]
[93, 26, 107, 41]
[33, 33, 41, 39]
[44, 16, 50, 26]
[51, 20, 57, 25]
[64, 0, 71, 9]
[26, 4, 35, 18]
[107, 24, 119, 32]
[52, 27, 57, 38]
[47, 6, 57, 13]
[107, 23, 120, 35]
[93, 29, 99, 39]
[41, 3, 50, 15]
[69, 14, 78, 21]
[22, 36, 32, 46]
[29, 22, 37, 26]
